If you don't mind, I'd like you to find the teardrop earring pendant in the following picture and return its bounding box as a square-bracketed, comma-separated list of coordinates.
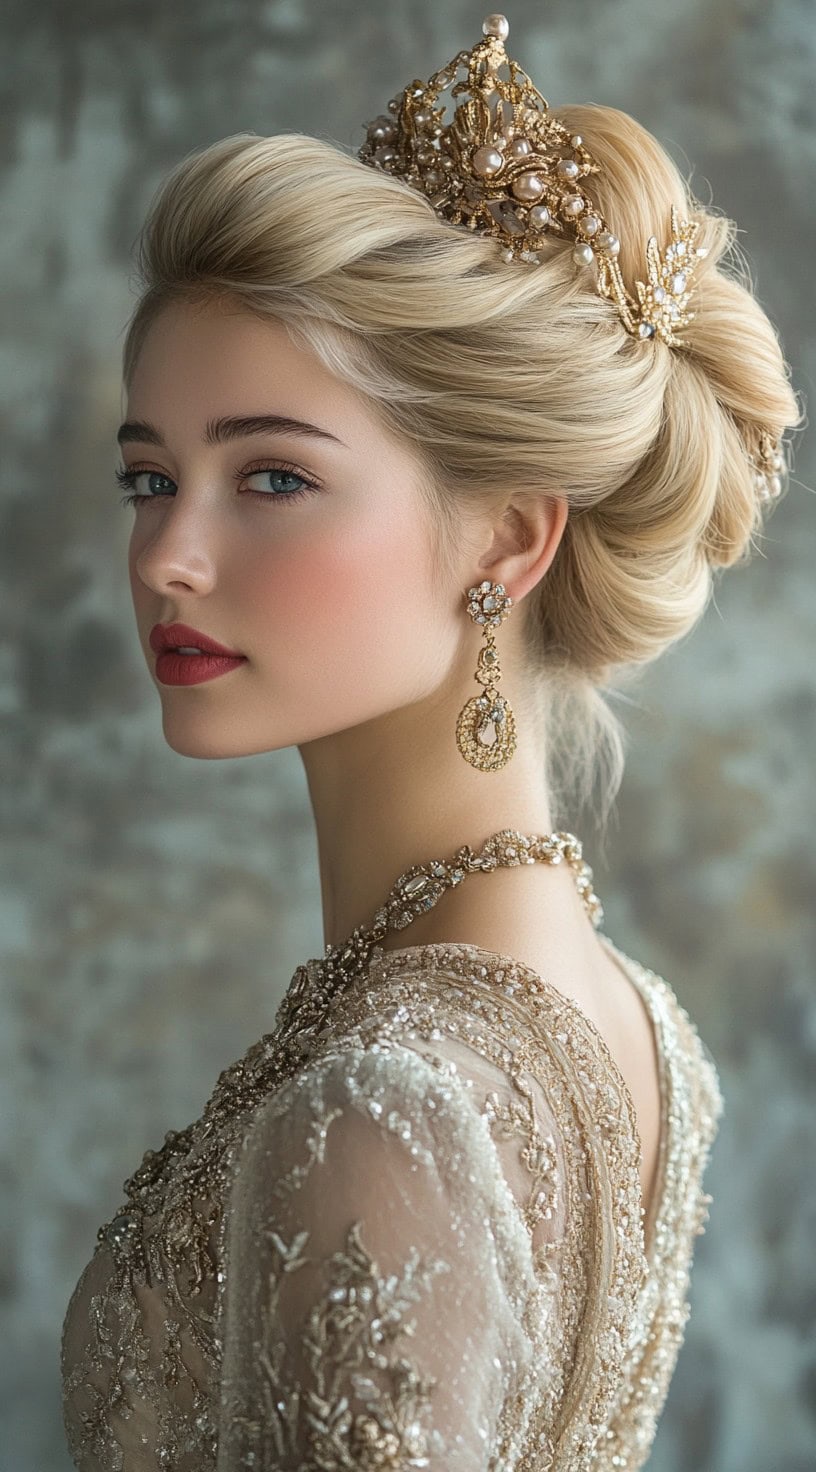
[455, 579, 518, 771]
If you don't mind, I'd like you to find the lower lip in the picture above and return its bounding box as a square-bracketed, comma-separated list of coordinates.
[155, 651, 248, 685]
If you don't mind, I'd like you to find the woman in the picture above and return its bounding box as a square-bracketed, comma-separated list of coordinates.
[61, 14, 802, 1470]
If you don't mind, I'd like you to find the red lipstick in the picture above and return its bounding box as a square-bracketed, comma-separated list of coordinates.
[149, 622, 248, 686]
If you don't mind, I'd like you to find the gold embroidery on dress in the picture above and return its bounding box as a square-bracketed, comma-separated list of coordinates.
[61, 938, 723, 1472]
[230, 1218, 449, 1469]
[483, 1081, 561, 1232]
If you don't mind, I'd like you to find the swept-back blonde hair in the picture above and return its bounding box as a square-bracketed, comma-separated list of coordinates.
[121, 109, 804, 839]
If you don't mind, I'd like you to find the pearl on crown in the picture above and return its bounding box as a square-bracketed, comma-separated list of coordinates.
[482, 13, 510, 40]
[512, 172, 545, 201]
[472, 145, 505, 177]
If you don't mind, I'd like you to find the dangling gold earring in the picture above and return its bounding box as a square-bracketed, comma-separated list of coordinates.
[455, 579, 518, 771]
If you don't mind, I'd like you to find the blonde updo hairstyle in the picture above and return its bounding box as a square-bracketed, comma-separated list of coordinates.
[121, 109, 804, 837]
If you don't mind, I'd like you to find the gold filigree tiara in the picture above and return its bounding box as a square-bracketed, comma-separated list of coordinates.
[358, 11, 787, 503]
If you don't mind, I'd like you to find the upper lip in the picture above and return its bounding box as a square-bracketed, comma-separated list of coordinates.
[149, 622, 246, 657]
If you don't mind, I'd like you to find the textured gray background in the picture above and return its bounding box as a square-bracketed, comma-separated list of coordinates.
[2, 1, 815, 1469]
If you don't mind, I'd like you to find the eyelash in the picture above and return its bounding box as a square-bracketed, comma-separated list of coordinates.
[114, 460, 321, 507]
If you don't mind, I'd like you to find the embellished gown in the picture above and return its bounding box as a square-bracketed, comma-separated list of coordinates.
[61, 932, 724, 1471]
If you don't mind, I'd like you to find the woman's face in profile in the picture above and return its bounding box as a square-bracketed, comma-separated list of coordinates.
[122, 295, 471, 760]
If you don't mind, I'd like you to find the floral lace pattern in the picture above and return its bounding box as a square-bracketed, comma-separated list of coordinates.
[61, 933, 724, 1470]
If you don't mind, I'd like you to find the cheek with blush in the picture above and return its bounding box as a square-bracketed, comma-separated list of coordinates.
[242, 517, 448, 722]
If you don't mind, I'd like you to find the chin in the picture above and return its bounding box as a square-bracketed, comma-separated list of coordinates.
[160, 727, 233, 760]
[156, 710, 236, 760]
[158, 710, 290, 761]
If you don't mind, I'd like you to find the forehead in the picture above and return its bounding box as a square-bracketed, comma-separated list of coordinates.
[126, 297, 379, 444]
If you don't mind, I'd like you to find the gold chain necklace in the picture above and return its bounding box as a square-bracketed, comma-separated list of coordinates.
[275, 829, 603, 1050]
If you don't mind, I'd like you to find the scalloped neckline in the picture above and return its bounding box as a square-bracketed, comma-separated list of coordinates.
[367, 932, 671, 1269]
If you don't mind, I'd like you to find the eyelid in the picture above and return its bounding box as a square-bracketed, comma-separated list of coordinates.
[117, 457, 324, 488]
[237, 457, 323, 487]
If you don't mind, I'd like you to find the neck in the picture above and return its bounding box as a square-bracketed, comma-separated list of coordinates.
[298, 690, 592, 959]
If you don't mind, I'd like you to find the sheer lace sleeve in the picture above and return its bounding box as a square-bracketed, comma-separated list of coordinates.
[215, 1041, 545, 1471]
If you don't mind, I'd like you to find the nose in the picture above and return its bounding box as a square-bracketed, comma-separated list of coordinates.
[131, 496, 220, 598]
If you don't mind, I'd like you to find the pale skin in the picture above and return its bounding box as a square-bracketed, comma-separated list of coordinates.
[121, 292, 661, 1229]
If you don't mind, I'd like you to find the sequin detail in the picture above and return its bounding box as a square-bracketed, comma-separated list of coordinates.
[61, 935, 723, 1471]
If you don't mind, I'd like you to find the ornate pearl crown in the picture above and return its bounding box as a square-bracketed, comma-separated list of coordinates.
[359, 12, 787, 503]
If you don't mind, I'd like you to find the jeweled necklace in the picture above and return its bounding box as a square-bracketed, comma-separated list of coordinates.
[275, 828, 603, 1049]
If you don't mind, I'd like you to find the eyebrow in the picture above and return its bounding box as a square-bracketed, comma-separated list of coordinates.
[116, 413, 347, 449]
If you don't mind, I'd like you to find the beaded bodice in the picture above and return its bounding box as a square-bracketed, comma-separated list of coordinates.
[61, 926, 723, 1471]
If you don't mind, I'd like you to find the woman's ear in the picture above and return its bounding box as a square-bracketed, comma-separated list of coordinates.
[474, 492, 569, 603]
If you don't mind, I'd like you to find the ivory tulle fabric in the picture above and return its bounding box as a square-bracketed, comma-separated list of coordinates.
[61, 932, 724, 1470]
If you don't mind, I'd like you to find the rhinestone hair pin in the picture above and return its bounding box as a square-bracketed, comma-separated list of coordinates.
[358, 11, 787, 500]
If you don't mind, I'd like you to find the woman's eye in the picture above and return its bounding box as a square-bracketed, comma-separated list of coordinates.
[244, 467, 316, 500]
[115, 463, 321, 506]
[115, 469, 175, 504]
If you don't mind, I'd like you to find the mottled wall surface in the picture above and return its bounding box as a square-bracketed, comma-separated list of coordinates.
[2, 1, 814, 1469]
